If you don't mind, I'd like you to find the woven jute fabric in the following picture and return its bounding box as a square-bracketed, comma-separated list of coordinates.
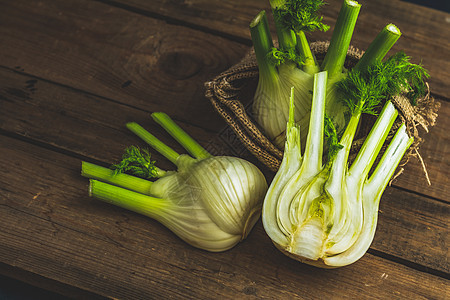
[205, 41, 440, 177]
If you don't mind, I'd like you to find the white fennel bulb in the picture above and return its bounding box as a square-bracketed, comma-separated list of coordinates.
[82, 113, 267, 252]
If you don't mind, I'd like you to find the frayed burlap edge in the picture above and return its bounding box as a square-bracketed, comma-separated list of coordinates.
[205, 41, 440, 182]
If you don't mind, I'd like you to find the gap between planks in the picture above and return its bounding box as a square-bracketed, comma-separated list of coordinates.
[0, 65, 220, 137]
[93, 0, 253, 46]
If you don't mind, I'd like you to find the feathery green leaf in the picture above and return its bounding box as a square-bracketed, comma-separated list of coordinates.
[273, 0, 330, 33]
[380, 51, 429, 105]
[337, 51, 429, 115]
[112, 146, 159, 179]
[268, 47, 305, 67]
[324, 114, 344, 162]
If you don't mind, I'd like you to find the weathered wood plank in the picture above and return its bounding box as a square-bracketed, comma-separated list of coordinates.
[0, 68, 254, 173]
[109, 0, 450, 97]
[0, 263, 105, 300]
[375, 188, 449, 274]
[1, 135, 448, 298]
[0, 0, 249, 133]
[1, 67, 447, 200]
[393, 102, 450, 200]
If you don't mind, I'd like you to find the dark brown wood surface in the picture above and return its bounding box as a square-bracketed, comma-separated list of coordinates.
[0, 0, 448, 298]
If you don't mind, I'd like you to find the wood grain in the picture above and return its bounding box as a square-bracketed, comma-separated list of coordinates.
[108, 0, 450, 98]
[0, 263, 105, 300]
[0, 0, 249, 133]
[393, 101, 450, 200]
[1, 135, 448, 299]
[0, 68, 254, 172]
[375, 188, 449, 274]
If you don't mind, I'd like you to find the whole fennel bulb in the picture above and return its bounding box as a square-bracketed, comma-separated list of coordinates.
[250, 0, 402, 148]
[82, 113, 268, 252]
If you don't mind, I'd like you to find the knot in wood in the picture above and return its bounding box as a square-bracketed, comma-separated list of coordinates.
[158, 51, 202, 80]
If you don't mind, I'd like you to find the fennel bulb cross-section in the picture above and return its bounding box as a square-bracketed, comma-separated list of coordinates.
[262, 71, 413, 267]
[82, 113, 267, 252]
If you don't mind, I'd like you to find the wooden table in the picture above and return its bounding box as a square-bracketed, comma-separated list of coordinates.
[1, 0, 448, 298]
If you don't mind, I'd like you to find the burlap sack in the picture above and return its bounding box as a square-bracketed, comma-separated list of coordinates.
[205, 41, 440, 181]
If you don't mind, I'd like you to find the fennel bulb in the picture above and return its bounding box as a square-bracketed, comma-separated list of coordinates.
[262, 52, 426, 267]
[250, 1, 326, 148]
[250, 0, 402, 147]
[82, 113, 268, 252]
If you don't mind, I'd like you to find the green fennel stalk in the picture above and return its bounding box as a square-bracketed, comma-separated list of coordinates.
[321, 0, 360, 78]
